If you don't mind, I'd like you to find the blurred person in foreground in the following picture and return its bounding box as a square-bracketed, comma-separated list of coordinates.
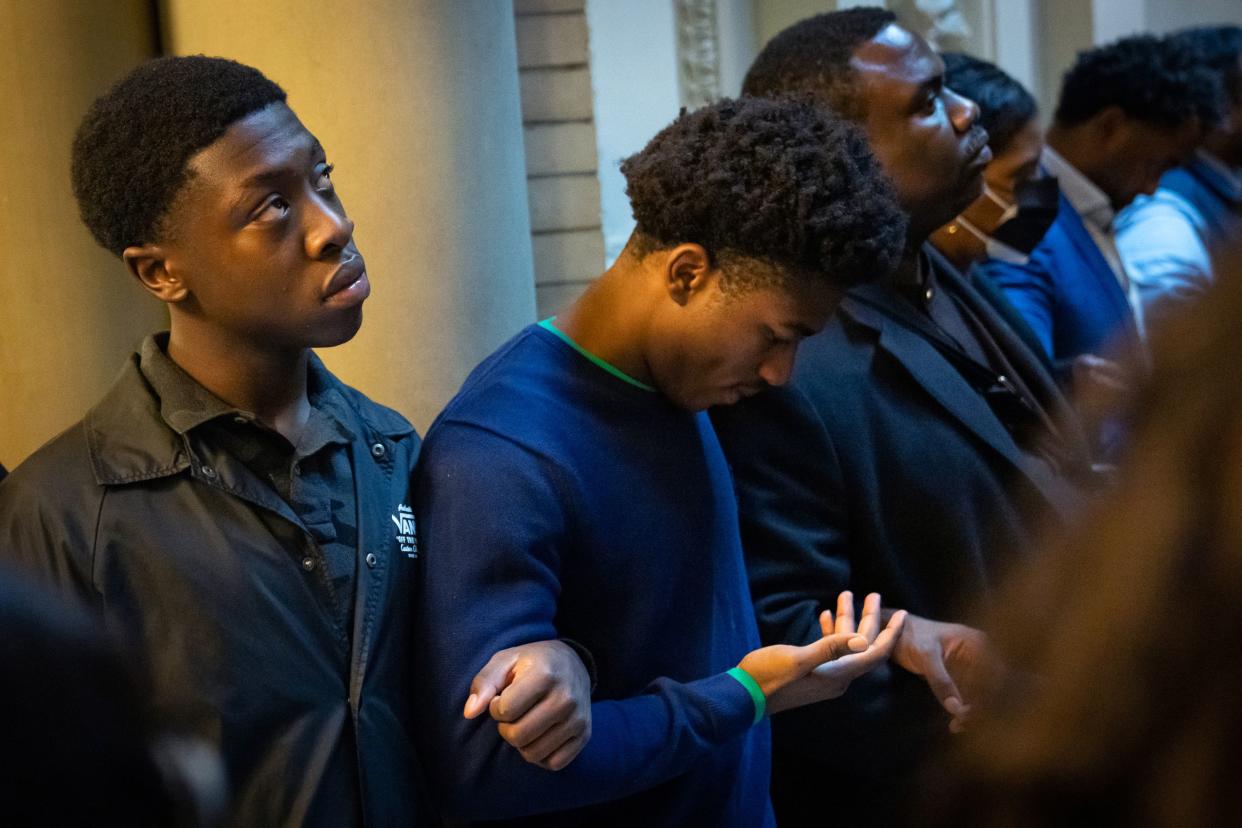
[0, 562, 226, 826]
[1118, 25, 1242, 337]
[922, 252, 1242, 827]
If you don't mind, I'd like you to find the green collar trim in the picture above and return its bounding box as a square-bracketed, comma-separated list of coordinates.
[538, 318, 656, 392]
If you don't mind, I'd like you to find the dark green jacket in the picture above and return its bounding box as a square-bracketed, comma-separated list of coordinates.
[0, 348, 430, 827]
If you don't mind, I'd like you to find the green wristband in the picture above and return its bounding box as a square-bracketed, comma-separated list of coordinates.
[727, 666, 766, 725]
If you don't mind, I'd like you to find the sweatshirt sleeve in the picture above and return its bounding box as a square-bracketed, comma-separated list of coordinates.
[409, 421, 757, 820]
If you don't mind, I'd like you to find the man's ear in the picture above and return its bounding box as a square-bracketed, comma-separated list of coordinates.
[122, 245, 189, 304]
[663, 243, 717, 307]
[1092, 105, 1128, 146]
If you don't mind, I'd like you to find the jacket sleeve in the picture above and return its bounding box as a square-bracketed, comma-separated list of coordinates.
[0, 447, 99, 605]
[710, 384, 849, 650]
[409, 422, 757, 820]
[978, 257, 1056, 359]
[711, 381, 936, 764]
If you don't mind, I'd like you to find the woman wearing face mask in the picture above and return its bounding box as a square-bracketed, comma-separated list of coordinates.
[929, 54, 1066, 378]
[932, 53, 1126, 463]
[931, 53, 1060, 273]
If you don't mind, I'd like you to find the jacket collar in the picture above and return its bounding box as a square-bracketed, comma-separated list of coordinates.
[840, 252, 1089, 500]
[86, 336, 414, 486]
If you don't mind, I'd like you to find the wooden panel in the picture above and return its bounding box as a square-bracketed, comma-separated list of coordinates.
[514, 0, 585, 13]
[532, 228, 605, 285]
[515, 13, 589, 68]
[523, 122, 598, 175]
[537, 281, 592, 318]
[519, 66, 594, 121]
[527, 174, 601, 232]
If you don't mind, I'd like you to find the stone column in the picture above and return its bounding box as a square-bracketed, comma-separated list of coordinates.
[162, 0, 538, 432]
[0, 0, 164, 466]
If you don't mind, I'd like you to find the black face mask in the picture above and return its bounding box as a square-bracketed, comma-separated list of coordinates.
[990, 176, 1062, 255]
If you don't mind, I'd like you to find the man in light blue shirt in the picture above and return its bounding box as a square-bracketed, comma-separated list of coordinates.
[1118, 26, 1242, 337]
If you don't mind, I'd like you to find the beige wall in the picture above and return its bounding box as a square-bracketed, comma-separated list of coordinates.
[0, 0, 166, 467]
[161, 0, 537, 434]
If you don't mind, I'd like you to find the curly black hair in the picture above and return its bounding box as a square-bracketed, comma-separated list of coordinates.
[1055, 34, 1223, 129]
[1171, 25, 1242, 105]
[741, 7, 897, 120]
[942, 53, 1037, 157]
[620, 97, 906, 289]
[71, 55, 287, 257]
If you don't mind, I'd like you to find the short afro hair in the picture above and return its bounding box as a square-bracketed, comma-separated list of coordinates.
[1054, 35, 1223, 130]
[942, 53, 1037, 156]
[620, 96, 906, 290]
[1171, 25, 1242, 105]
[72, 55, 287, 257]
[742, 7, 897, 121]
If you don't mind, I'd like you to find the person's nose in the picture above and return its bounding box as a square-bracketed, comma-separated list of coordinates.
[945, 86, 980, 135]
[305, 190, 355, 260]
[757, 344, 797, 387]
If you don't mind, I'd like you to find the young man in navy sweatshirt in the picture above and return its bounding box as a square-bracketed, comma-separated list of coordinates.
[411, 97, 909, 825]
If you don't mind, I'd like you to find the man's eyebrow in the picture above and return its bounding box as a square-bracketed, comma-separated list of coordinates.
[238, 141, 325, 189]
[909, 73, 943, 107]
[239, 167, 291, 189]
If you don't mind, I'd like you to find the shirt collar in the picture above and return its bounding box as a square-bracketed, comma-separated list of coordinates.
[1042, 146, 1116, 232]
[139, 332, 356, 445]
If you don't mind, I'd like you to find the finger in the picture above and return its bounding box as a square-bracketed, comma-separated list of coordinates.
[920, 647, 965, 715]
[497, 690, 573, 747]
[489, 663, 557, 724]
[513, 715, 585, 764]
[856, 592, 882, 642]
[465, 651, 518, 719]
[817, 610, 907, 676]
[818, 609, 834, 638]
[539, 735, 585, 771]
[797, 630, 868, 672]
[834, 591, 856, 636]
[488, 653, 559, 724]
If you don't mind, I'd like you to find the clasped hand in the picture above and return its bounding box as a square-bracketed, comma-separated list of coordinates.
[738, 591, 906, 715]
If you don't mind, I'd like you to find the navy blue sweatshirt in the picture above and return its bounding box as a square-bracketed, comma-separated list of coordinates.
[411, 323, 774, 826]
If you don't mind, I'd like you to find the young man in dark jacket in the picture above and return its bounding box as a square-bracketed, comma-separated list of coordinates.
[713, 8, 1096, 824]
[0, 56, 589, 827]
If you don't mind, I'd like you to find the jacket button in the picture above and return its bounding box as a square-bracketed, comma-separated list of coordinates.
[371, 442, 387, 458]
[200, 464, 217, 479]
[301, 557, 315, 571]
[365, 553, 378, 568]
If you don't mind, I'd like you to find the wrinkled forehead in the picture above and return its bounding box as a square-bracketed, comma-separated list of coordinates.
[849, 23, 942, 94]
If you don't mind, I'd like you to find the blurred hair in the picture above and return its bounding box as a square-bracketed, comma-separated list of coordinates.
[1055, 34, 1223, 129]
[923, 249, 1242, 826]
[1171, 25, 1242, 105]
